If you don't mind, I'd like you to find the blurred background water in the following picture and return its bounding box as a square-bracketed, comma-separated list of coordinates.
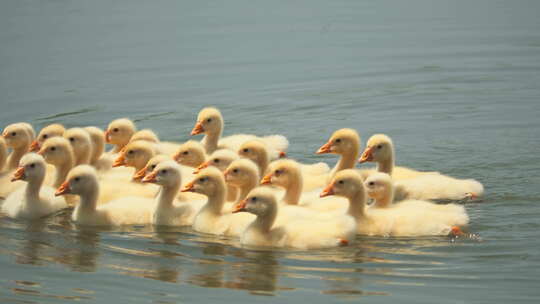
[1, 0, 539, 303]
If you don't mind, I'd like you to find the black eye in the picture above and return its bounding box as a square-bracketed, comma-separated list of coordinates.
[232, 169, 238, 173]
[243, 148, 249, 153]
[151, 165, 156, 169]
[206, 118, 212, 123]
[377, 145, 382, 149]
[199, 177, 207, 182]
[51, 147, 56, 151]
[11, 132, 16, 136]
[30, 164, 35, 168]
[161, 169, 167, 174]
[43, 134, 48, 139]
[335, 138, 341, 143]
[182, 151, 189, 155]
[251, 197, 257, 202]
[74, 177, 80, 182]
[113, 128, 119, 132]
[128, 150, 134, 154]
[214, 158, 220, 163]
[69, 137, 75, 142]
[338, 180, 344, 185]
[368, 181, 375, 186]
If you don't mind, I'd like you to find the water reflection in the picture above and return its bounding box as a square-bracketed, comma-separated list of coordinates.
[227, 249, 281, 295]
[68, 228, 101, 272]
[1, 211, 461, 301]
[15, 219, 49, 266]
[144, 228, 183, 283]
[187, 243, 228, 288]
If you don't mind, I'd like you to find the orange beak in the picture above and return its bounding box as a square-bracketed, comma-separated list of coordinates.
[359, 146, 374, 163]
[141, 170, 157, 183]
[260, 173, 273, 185]
[112, 153, 126, 167]
[1, 131, 8, 137]
[194, 161, 209, 174]
[29, 140, 40, 152]
[190, 121, 204, 136]
[11, 167, 25, 182]
[232, 198, 248, 213]
[181, 180, 196, 192]
[37, 148, 46, 156]
[104, 130, 112, 143]
[279, 151, 287, 158]
[55, 181, 71, 196]
[316, 141, 333, 154]
[320, 182, 335, 197]
[132, 166, 148, 181]
[223, 169, 231, 180]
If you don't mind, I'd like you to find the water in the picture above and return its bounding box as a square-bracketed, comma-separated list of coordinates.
[1, 0, 539, 303]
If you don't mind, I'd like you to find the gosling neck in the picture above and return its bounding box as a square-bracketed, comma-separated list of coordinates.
[25, 174, 45, 202]
[157, 179, 181, 209]
[54, 154, 75, 188]
[202, 181, 227, 215]
[0, 143, 7, 172]
[333, 147, 359, 178]
[251, 204, 277, 233]
[202, 125, 222, 154]
[377, 152, 395, 175]
[347, 189, 367, 220]
[75, 146, 92, 166]
[74, 182, 99, 218]
[373, 186, 394, 208]
[226, 185, 238, 202]
[236, 178, 258, 204]
[90, 139, 104, 165]
[8, 142, 30, 170]
[282, 171, 303, 205]
[255, 155, 269, 178]
[113, 134, 132, 153]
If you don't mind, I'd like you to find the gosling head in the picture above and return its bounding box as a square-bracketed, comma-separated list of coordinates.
[113, 140, 156, 169]
[195, 149, 239, 173]
[141, 160, 182, 187]
[55, 165, 98, 196]
[364, 172, 393, 201]
[223, 158, 259, 187]
[64, 128, 93, 163]
[38, 137, 74, 166]
[238, 140, 269, 172]
[181, 167, 225, 197]
[30, 123, 65, 152]
[132, 154, 171, 182]
[172, 140, 206, 168]
[320, 169, 365, 199]
[190, 107, 224, 136]
[11, 153, 47, 183]
[359, 134, 394, 163]
[130, 129, 159, 144]
[316, 128, 360, 156]
[2, 123, 34, 149]
[105, 118, 136, 146]
[232, 187, 277, 216]
[261, 159, 300, 187]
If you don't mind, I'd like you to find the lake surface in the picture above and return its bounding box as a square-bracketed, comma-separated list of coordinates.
[1, 0, 539, 303]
